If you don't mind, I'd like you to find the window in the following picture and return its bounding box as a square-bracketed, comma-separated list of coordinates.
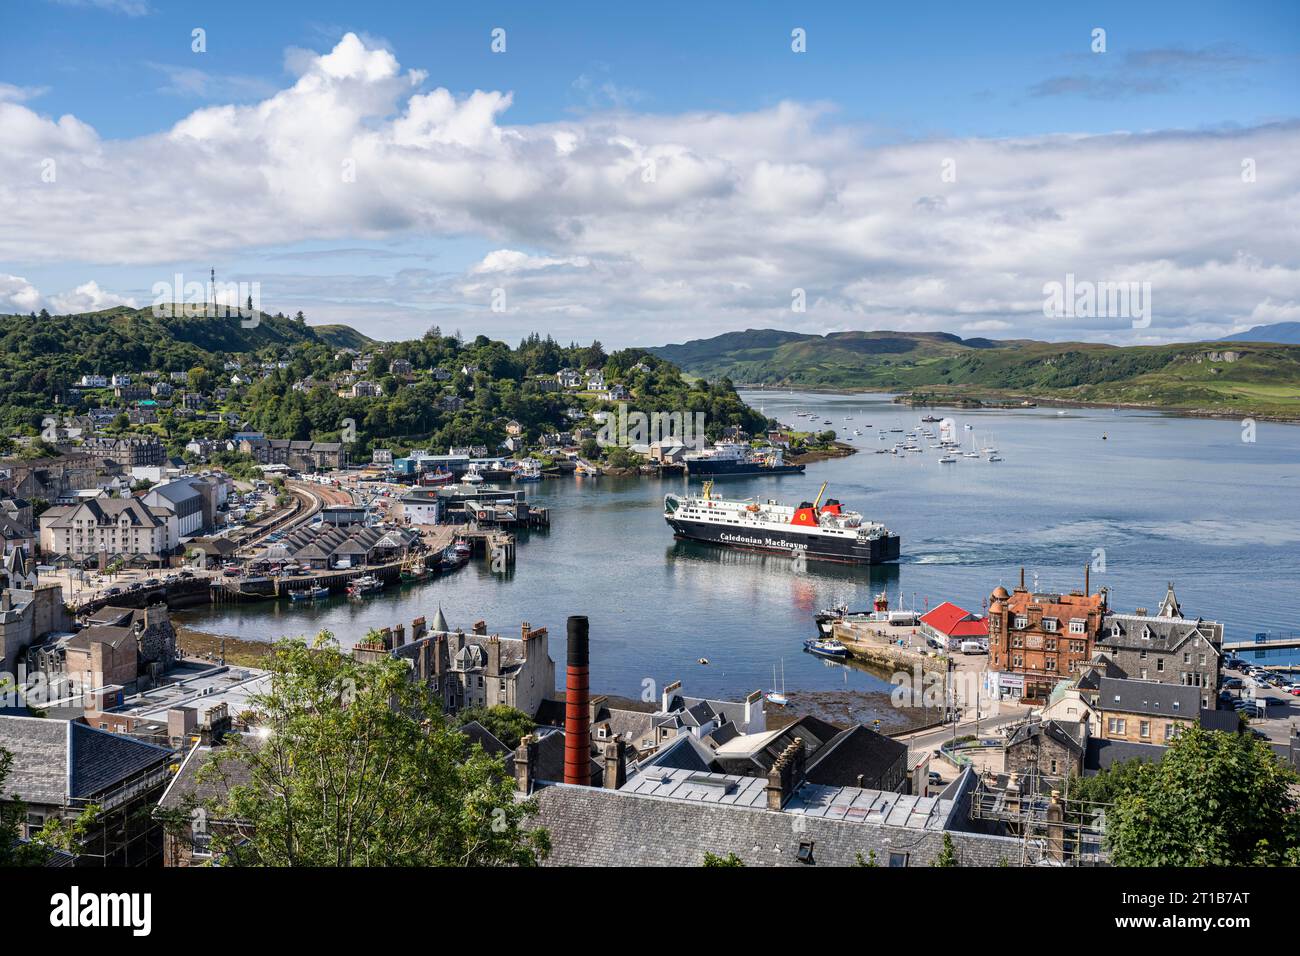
[1108, 718, 1126, 735]
[1140, 721, 1151, 738]
[1045, 658, 1056, 672]
[1043, 618, 1057, 632]
[1156, 659, 1164, 672]
[1069, 619, 1086, 635]
[888, 852, 909, 868]
[1014, 616, 1028, 630]
[1046, 639, 1057, 651]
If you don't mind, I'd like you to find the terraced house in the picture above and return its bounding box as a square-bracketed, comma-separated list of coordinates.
[1096, 583, 1223, 709]
[38, 496, 178, 563]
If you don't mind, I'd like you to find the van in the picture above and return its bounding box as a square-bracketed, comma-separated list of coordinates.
[960, 641, 987, 655]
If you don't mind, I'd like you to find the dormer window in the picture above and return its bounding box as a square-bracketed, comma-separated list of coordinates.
[1014, 616, 1028, 630]
[1043, 619, 1057, 632]
[1112, 624, 1122, 637]
[1142, 626, 1151, 640]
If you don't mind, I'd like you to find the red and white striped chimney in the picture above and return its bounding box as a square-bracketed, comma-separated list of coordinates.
[563, 615, 591, 786]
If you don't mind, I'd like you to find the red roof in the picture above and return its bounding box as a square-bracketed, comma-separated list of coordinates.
[921, 601, 987, 637]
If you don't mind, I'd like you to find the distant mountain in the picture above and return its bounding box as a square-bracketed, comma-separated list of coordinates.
[647, 327, 1300, 419]
[1215, 322, 1300, 345]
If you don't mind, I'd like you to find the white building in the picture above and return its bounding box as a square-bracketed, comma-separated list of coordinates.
[39, 496, 178, 561]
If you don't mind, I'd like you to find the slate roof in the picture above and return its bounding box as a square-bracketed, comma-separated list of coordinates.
[804, 725, 908, 788]
[531, 768, 983, 867]
[1006, 719, 1085, 755]
[0, 715, 173, 807]
[156, 737, 258, 815]
[1097, 677, 1200, 718]
[1083, 737, 1168, 775]
[1099, 612, 1224, 653]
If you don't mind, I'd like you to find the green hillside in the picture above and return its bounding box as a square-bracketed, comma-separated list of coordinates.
[649, 329, 1300, 419]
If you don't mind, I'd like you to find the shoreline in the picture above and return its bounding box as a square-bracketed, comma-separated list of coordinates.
[739, 383, 1300, 425]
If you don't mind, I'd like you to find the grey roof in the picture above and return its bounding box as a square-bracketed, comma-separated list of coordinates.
[1199, 707, 1242, 733]
[1097, 677, 1201, 718]
[1099, 611, 1223, 653]
[157, 737, 258, 815]
[0, 715, 173, 806]
[1006, 719, 1085, 755]
[804, 724, 908, 788]
[531, 767, 986, 867]
[1084, 738, 1168, 775]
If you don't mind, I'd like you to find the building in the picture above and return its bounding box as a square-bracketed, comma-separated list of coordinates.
[987, 569, 1109, 703]
[81, 436, 166, 468]
[351, 610, 555, 719]
[1091, 676, 1201, 744]
[239, 438, 347, 473]
[0, 714, 174, 865]
[25, 604, 178, 697]
[142, 477, 210, 538]
[273, 523, 419, 570]
[39, 496, 179, 563]
[1096, 583, 1223, 708]
[0, 560, 74, 678]
[920, 601, 989, 650]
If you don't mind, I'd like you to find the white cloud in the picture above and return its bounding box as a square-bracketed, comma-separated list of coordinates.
[0, 275, 136, 315]
[0, 274, 44, 313]
[0, 33, 1296, 346]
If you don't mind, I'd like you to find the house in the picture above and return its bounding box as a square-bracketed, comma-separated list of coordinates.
[390, 358, 413, 376]
[0, 714, 174, 865]
[349, 380, 382, 398]
[585, 370, 605, 390]
[1091, 677, 1201, 745]
[351, 610, 555, 720]
[78, 374, 109, 388]
[920, 601, 989, 650]
[275, 523, 419, 570]
[81, 436, 167, 468]
[1097, 583, 1223, 709]
[987, 569, 1109, 703]
[504, 419, 524, 437]
[556, 368, 582, 389]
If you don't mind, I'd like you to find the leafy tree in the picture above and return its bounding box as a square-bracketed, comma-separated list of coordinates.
[933, 831, 959, 867]
[702, 852, 744, 867]
[456, 705, 535, 750]
[1102, 727, 1300, 866]
[190, 633, 550, 866]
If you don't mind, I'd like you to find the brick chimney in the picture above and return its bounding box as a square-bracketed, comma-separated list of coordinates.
[393, 623, 405, 648]
[563, 615, 592, 786]
[485, 635, 502, 677]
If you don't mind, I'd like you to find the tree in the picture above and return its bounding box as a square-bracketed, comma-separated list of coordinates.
[456, 705, 535, 749]
[933, 832, 959, 867]
[1103, 727, 1300, 866]
[702, 852, 744, 866]
[190, 633, 550, 866]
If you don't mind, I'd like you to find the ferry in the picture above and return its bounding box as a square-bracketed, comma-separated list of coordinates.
[663, 481, 900, 565]
[683, 441, 805, 479]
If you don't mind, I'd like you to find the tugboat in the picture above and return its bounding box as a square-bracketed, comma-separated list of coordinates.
[803, 637, 849, 659]
[663, 480, 900, 565]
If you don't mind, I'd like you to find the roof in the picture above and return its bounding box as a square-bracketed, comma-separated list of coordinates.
[1097, 678, 1201, 718]
[0, 715, 173, 806]
[157, 736, 259, 815]
[1098, 612, 1224, 653]
[804, 725, 908, 787]
[920, 601, 982, 637]
[532, 768, 982, 867]
[1083, 738, 1168, 775]
[1006, 719, 1085, 755]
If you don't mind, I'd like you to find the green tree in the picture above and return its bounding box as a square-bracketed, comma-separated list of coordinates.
[1104, 727, 1300, 866]
[455, 705, 535, 750]
[702, 852, 744, 867]
[191, 633, 550, 866]
[933, 832, 959, 867]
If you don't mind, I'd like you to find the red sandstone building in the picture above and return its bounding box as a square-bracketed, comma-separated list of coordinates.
[988, 570, 1108, 703]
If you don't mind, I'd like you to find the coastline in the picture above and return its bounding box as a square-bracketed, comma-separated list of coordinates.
[739, 383, 1300, 425]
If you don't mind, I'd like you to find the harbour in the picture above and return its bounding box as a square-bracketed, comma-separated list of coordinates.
[173, 389, 1300, 723]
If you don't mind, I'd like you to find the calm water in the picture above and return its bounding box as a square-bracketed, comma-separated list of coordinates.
[177, 391, 1300, 708]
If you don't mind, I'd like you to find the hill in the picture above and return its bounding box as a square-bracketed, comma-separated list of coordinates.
[648, 329, 1300, 420]
[1217, 322, 1300, 345]
[0, 306, 369, 429]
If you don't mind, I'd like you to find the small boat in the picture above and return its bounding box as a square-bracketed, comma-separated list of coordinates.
[346, 574, 383, 597]
[697, 657, 710, 665]
[288, 584, 330, 601]
[514, 460, 543, 482]
[987, 453, 1003, 462]
[922, 415, 942, 423]
[939, 454, 957, 464]
[804, 637, 849, 659]
[765, 660, 789, 706]
[462, 469, 485, 485]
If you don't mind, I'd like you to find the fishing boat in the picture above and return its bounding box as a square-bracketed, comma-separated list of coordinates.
[462, 467, 485, 485]
[288, 585, 329, 601]
[514, 459, 543, 482]
[346, 574, 383, 597]
[765, 660, 789, 706]
[419, 468, 455, 487]
[803, 637, 849, 659]
[399, 556, 429, 583]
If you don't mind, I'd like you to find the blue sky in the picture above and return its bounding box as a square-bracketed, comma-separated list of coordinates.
[1, 0, 1297, 344]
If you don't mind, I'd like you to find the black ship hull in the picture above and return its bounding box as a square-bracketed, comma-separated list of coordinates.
[666, 517, 900, 565]
[685, 461, 805, 478]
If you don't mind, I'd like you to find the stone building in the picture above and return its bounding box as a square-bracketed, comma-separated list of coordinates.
[1096, 583, 1223, 709]
[38, 495, 178, 562]
[1091, 677, 1201, 745]
[351, 609, 555, 719]
[988, 569, 1109, 703]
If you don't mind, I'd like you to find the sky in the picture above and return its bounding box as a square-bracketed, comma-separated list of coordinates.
[0, 0, 1297, 347]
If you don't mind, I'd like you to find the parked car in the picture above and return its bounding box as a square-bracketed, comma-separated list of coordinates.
[928, 771, 943, 786]
[1289, 687, 1300, 697]
[104, 586, 122, 597]
[143, 578, 160, 587]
